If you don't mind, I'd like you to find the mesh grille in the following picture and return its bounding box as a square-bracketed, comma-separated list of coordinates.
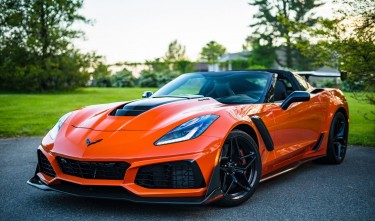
[38, 150, 56, 177]
[56, 157, 129, 180]
[135, 161, 205, 189]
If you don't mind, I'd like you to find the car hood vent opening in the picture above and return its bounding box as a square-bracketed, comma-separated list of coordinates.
[111, 97, 186, 116]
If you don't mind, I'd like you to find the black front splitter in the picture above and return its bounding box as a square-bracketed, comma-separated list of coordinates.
[27, 175, 222, 205]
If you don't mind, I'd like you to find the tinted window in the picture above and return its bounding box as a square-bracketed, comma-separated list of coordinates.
[153, 72, 271, 104]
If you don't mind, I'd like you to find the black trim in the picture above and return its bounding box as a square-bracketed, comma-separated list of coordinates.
[26, 175, 222, 205]
[204, 162, 221, 198]
[312, 133, 325, 151]
[251, 116, 274, 151]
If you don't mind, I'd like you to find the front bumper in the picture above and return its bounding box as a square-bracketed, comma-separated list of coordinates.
[27, 134, 224, 204]
[27, 164, 223, 205]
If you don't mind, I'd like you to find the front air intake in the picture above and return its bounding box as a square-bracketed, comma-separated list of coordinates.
[37, 150, 56, 177]
[135, 161, 206, 189]
[56, 157, 130, 180]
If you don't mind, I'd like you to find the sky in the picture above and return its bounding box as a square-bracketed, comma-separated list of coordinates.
[74, 0, 333, 64]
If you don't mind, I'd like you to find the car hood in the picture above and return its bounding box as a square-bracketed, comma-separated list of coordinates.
[68, 97, 225, 131]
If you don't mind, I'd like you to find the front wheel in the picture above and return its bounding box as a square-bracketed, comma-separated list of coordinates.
[318, 111, 348, 164]
[216, 130, 261, 206]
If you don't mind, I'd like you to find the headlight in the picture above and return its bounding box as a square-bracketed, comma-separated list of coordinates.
[155, 114, 219, 145]
[49, 112, 72, 140]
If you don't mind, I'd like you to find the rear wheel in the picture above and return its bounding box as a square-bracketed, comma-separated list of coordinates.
[216, 130, 261, 206]
[317, 112, 348, 164]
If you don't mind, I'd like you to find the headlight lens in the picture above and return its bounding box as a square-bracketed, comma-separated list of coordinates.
[155, 114, 219, 145]
[49, 112, 72, 140]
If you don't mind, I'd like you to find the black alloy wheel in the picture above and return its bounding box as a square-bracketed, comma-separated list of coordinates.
[317, 111, 348, 164]
[216, 130, 261, 206]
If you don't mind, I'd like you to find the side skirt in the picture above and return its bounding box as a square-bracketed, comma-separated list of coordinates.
[260, 156, 322, 182]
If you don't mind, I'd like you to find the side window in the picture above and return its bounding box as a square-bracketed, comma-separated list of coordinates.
[294, 74, 310, 91]
[278, 77, 294, 95]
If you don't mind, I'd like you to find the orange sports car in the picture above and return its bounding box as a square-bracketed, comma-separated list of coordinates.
[28, 70, 349, 206]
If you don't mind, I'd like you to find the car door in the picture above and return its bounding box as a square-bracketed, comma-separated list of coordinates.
[270, 78, 327, 166]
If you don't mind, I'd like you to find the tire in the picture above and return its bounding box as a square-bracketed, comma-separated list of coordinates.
[316, 111, 348, 164]
[216, 130, 261, 206]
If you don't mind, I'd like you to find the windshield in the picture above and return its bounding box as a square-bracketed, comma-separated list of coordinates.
[152, 72, 271, 104]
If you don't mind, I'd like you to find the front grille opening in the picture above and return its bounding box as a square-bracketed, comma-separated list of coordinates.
[56, 157, 130, 180]
[37, 150, 56, 177]
[135, 161, 206, 189]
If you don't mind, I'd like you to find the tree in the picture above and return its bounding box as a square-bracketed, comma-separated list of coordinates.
[243, 36, 275, 69]
[111, 69, 135, 87]
[298, 0, 374, 106]
[0, 0, 91, 92]
[163, 40, 186, 62]
[138, 70, 158, 87]
[91, 62, 111, 87]
[248, 0, 324, 69]
[200, 41, 226, 64]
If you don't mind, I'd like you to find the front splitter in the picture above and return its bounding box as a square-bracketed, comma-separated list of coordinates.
[27, 175, 222, 205]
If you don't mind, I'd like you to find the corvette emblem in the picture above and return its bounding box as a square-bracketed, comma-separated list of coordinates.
[86, 138, 103, 147]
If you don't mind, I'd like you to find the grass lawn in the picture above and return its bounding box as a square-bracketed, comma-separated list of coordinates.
[345, 93, 375, 147]
[0, 87, 156, 138]
[0, 88, 374, 146]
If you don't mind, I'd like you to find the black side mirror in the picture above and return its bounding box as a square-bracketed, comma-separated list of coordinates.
[340, 71, 347, 81]
[142, 91, 153, 98]
[280, 91, 310, 110]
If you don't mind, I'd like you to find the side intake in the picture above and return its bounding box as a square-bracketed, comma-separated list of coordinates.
[251, 116, 274, 151]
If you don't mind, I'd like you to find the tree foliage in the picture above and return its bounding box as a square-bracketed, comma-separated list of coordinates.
[248, 0, 324, 69]
[298, 0, 375, 105]
[111, 69, 135, 87]
[163, 40, 186, 62]
[200, 41, 226, 64]
[0, 0, 92, 92]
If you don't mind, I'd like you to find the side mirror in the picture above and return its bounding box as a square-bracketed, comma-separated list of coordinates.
[340, 71, 347, 81]
[142, 91, 153, 98]
[280, 91, 310, 110]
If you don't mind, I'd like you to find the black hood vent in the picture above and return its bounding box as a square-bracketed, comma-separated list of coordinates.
[112, 97, 186, 116]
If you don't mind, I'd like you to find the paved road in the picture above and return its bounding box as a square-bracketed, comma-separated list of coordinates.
[0, 137, 374, 221]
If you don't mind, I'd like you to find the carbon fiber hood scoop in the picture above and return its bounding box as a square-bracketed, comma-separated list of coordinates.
[112, 97, 186, 116]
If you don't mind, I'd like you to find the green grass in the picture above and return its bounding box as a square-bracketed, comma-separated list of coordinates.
[0, 87, 156, 138]
[345, 93, 375, 147]
[0, 89, 373, 146]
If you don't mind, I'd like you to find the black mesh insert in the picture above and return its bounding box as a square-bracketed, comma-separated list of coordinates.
[135, 161, 205, 189]
[38, 150, 56, 177]
[56, 157, 129, 180]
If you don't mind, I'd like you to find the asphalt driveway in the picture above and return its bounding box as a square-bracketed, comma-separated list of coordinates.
[0, 137, 374, 221]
